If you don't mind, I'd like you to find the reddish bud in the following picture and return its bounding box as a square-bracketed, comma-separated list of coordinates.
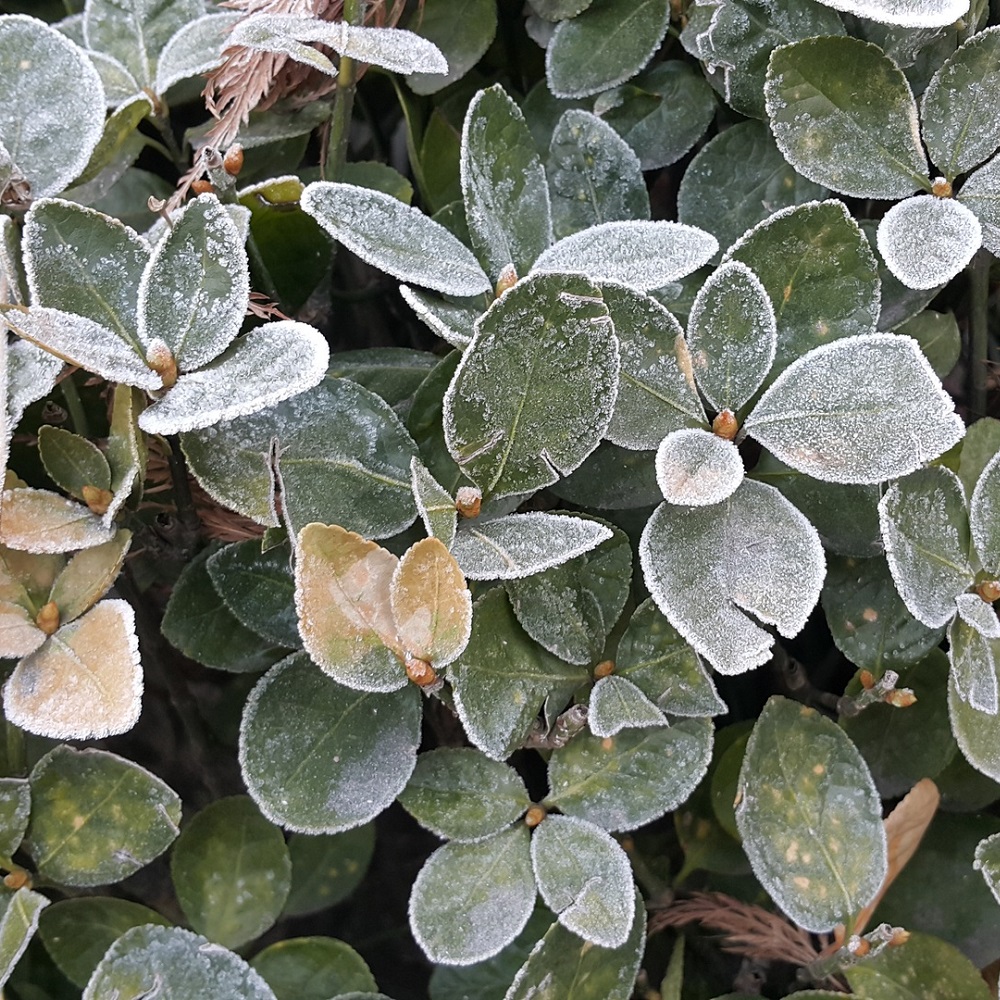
[524, 805, 546, 828]
[82, 484, 113, 516]
[455, 487, 482, 519]
[859, 669, 875, 690]
[405, 655, 437, 687]
[712, 409, 738, 441]
[35, 601, 59, 636]
[223, 144, 244, 176]
[191, 179, 214, 195]
[931, 176, 953, 198]
[978, 580, 1000, 603]
[594, 660, 614, 679]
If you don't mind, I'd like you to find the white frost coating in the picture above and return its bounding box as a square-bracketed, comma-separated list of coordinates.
[86, 50, 140, 107]
[155, 12, 240, 94]
[956, 591, 1000, 638]
[531, 221, 719, 290]
[877, 195, 982, 290]
[410, 457, 457, 549]
[4, 599, 142, 740]
[959, 153, 1000, 256]
[655, 428, 745, 507]
[0, 601, 45, 658]
[639, 480, 825, 675]
[810, 0, 969, 27]
[0, 488, 115, 553]
[399, 285, 474, 350]
[975, 832, 1000, 905]
[950, 599, 1000, 715]
[138, 321, 329, 436]
[971, 448, 1000, 574]
[746, 334, 965, 484]
[450, 513, 612, 580]
[530, 814, 635, 948]
[302, 182, 491, 297]
[588, 675, 668, 737]
[7, 340, 62, 434]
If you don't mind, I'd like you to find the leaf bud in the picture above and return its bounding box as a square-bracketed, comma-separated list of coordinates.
[191, 179, 214, 195]
[524, 805, 546, 828]
[405, 655, 437, 687]
[977, 580, 1000, 603]
[889, 928, 911, 947]
[82, 484, 113, 516]
[931, 176, 953, 198]
[859, 669, 875, 690]
[35, 601, 59, 636]
[885, 689, 917, 708]
[594, 659, 614, 679]
[3, 869, 30, 890]
[145, 338, 178, 388]
[495, 264, 518, 297]
[455, 487, 482, 518]
[712, 409, 738, 441]
[223, 144, 244, 176]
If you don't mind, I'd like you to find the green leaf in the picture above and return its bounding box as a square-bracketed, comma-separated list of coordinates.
[36, 426, 111, 503]
[72, 91, 150, 188]
[82, 925, 277, 1000]
[407, 0, 496, 94]
[975, 831, 1000, 904]
[27, 745, 181, 887]
[0, 779, 29, 856]
[897, 310, 961, 377]
[655, 429, 745, 507]
[449, 588, 590, 760]
[950, 595, 1000, 713]
[815, 0, 969, 27]
[329, 347, 437, 406]
[0, 888, 48, 991]
[171, 796, 291, 949]
[410, 826, 535, 965]
[239, 653, 421, 833]
[400, 286, 477, 351]
[155, 11, 238, 94]
[444, 273, 617, 498]
[546, 719, 713, 831]
[971, 448, 1000, 574]
[764, 36, 929, 198]
[588, 672, 669, 737]
[411, 458, 457, 548]
[252, 937, 376, 1000]
[958, 153, 1000, 256]
[105, 382, 146, 528]
[549, 442, 662, 510]
[283, 825, 375, 917]
[736, 696, 887, 932]
[546, 0, 670, 99]
[950, 659, 1000, 782]
[7, 343, 62, 445]
[960, 417, 1000, 498]
[399, 748, 530, 842]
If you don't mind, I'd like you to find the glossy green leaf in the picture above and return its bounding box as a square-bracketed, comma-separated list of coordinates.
[36, 426, 111, 503]
[971, 448, 1000, 574]
[0, 779, 29, 856]
[958, 153, 1000, 256]
[655, 429, 744, 507]
[897, 310, 961, 377]
[407, 0, 496, 94]
[588, 676, 668, 736]
[239, 653, 421, 833]
[959, 417, 1000, 499]
[411, 458, 457, 548]
[252, 937, 376, 1000]
[27, 745, 181, 887]
[155, 11, 238, 94]
[283, 825, 375, 916]
[950, 594, 1000, 713]
[0, 888, 48, 991]
[329, 347, 437, 406]
[736, 696, 887, 932]
[549, 442, 662, 510]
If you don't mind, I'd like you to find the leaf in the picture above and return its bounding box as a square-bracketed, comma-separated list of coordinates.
[878, 466, 973, 628]
[814, 0, 974, 28]
[85, 50, 140, 107]
[451, 512, 613, 581]
[746, 334, 965, 484]
[0, 488, 114, 554]
[449, 588, 590, 760]
[105, 383, 145, 527]
[950, 660, 1000, 783]
[139, 320, 330, 436]
[444, 273, 618, 498]
[0, 779, 29, 856]
[0, 888, 48, 991]
[950, 595, 1000, 714]
[975, 831, 1000, 905]
[300, 182, 490, 297]
[588, 676, 668, 737]
[283, 825, 375, 916]
[239, 653, 421, 833]
[82, 925, 277, 1000]
[171, 796, 291, 949]
[546, 719, 713, 831]
[971, 448, 1000, 574]
[958, 152, 1000, 256]
[411, 458, 457, 548]
[399, 286, 476, 350]
[546, 0, 671, 99]
[764, 36, 928, 199]
[398, 748, 530, 842]
[531, 221, 718, 291]
[736, 696, 887, 932]
[27, 745, 181, 887]
[897, 309, 961, 377]
[550, 441, 662, 510]
[69, 90, 150, 192]
[6, 341, 63, 437]
[655, 429, 745, 507]
[407, 0, 496, 95]
[0, 15, 105, 197]
[155, 11, 239, 94]
[640, 479, 825, 675]
[0, 602, 43, 658]
[330, 347, 437, 404]
[960, 416, 1000, 498]
[37, 426, 111, 503]
[461, 85, 552, 281]
[251, 937, 376, 1000]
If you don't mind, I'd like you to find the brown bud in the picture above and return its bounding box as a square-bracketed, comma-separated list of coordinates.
[223, 144, 244, 177]
[712, 409, 738, 441]
[191, 179, 214, 195]
[889, 928, 911, 947]
[850, 937, 871, 957]
[885, 689, 917, 708]
[145, 339, 178, 388]
[35, 601, 59, 636]
[978, 580, 1000, 603]
[931, 176, 953, 198]
[524, 805, 546, 828]
[859, 669, 875, 690]
[82, 484, 113, 516]
[405, 655, 437, 687]
[455, 487, 482, 519]
[3, 869, 30, 891]
[593, 659, 614, 679]
[495, 264, 518, 298]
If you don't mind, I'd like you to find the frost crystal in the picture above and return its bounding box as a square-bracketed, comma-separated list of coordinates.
[809, 0, 969, 27]
[655, 428, 745, 507]
[399, 285, 475, 350]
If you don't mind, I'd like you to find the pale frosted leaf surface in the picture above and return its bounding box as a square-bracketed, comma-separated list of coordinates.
[155, 12, 242, 94]
[82, 925, 277, 1000]
[588, 675, 668, 737]
[407, 0, 496, 94]
[23, 198, 149, 355]
[971, 448, 1000, 574]
[399, 285, 475, 350]
[959, 416, 1000, 499]
[530, 814, 634, 948]
[139, 321, 329, 436]
[0, 779, 29, 859]
[1, 306, 160, 391]
[451, 513, 612, 581]
[449, 588, 590, 760]
[812, 0, 970, 27]
[391, 537, 471, 668]
[4, 599, 141, 740]
[7, 341, 62, 435]
[746, 334, 965, 484]
[445, 273, 616, 497]
[949, 604, 1000, 715]
[736, 696, 887, 933]
[239, 653, 420, 833]
[764, 37, 928, 199]
[547, 109, 649, 240]
[655, 429, 744, 507]
[294, 523, 404, 693]
[0, 544, 62, 610]
[138, 194, 250, 370]
[975, 832, 1000, 905]
[0, 888, 47, 991]
[0, 601, 44, 658]
[601, 283, 705, 450]
[0, 488, 114, 553]
[878, 467, 974, 628]
[546, 719, 712, 831]
[226, 14, 338, 74]
[958, 154, 1000, 256]
[531, 221, 718, 291]
[49, 529, 131, 624]
[398, 748, 530, 843]
[461, 84, 552, 281]
[301, 182, 490, 297]
[687, 261, 776, 412]
[949, 662, 1000, 781]
[640, 480, 825, 675]
[0, 213, 23, 305]
[409, 826, 535, 965]
[410, 458, 456, 548]
[877, 195, 982, 290]
[0, 16, 104, 197]
[86, 50, 139, 107]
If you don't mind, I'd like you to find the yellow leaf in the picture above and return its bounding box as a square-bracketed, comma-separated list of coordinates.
[0, 488, 113, 553]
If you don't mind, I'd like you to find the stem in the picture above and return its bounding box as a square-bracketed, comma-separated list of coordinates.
[970, 250, 992, 420]
[245, 232, 282, 306]
[324, 0, 365, 181]
[60, 372, 91, 439]
[164, 436, 201, 553]
[150, 111, 184, 171]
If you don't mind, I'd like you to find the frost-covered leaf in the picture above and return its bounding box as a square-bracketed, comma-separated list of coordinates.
[0, 214, 25, 305]
[655, 429, 744, 507]
[531, 221, 718, 291]
[85, 50, 140, 107]
[950, 598, 1000, 715]
[407, 0, 496, 94]
[0, 15, 105, 197]
[103, 383, 145, 528]
[975, 831, 1000, 905]
[602, 284, 705, 450]
[746, 334, 965, 484]
[282, 826, 375, 917]
[959, 153, 1000, 257]
[0, 603, 43, 659]
[409, 825, 535, 966]
[138, 321, 329, 436]
[239, 653, 421, 833]
[736, 696, 887, 932]
[295, 523, 403, 693]
[588, 675, 668, 737]
[878, 466, 974, 628]
[876, 195, 981, 290]
[410, 458, 457, 548]
[49, 530, 131, 624]
[764, 36, 929, 199]
[550, 441, 662, 510]
[37, 426, 111, 504]
[251, 937, 375, 999]
[451, 513, 612, 581]
[71, 90, 150, 191]
[898, 309, 961, 377]
[640, 479, 825, 675]
[461, 85, 552, 281]
[971, 449, 1000, 574]
[949, 660, 1000, 782]
[399, 286, 476, 351]
[0, 888, 48, 991]
[960, 416, 1000, 498]
[6, 341, 62, 441]
[0, 781, 29, 857]
[811, 0, 971, 28]
[530, 815, 633, 948]
[687, 261, 776, 412]
[155, 11, 240, 94]
[0, 488, 114, 553]
[444, 273, 617, 498]
[301, 182, 490, 297]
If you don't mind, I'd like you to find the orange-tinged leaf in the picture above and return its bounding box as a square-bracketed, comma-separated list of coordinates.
[0, 600, 45, 657]
[391, 537, 472, 668]
[0, 488, 114, 553]
[49, 530, 131, 625]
